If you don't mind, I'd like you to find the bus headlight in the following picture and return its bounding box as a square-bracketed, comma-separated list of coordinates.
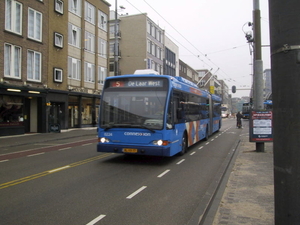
[99, 137, 110, 143]
[153, 140, 169, 146]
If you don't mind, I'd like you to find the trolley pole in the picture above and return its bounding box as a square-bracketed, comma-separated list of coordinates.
[269, 0, 300, 224]
[253, 0, 264, 152]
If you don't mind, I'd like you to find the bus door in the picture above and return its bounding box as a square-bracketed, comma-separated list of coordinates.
[166, 92, 184, 154]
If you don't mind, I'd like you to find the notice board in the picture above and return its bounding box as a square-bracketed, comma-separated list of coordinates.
[249, 111, 273, 142]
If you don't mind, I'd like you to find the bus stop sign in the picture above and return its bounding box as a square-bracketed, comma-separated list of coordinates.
[249, 111, 273, 142]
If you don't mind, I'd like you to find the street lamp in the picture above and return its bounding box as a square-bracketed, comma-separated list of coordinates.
[114, 1, 125, 76]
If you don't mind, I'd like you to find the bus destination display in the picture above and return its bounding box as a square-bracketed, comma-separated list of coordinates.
[110, 80, 163, 88]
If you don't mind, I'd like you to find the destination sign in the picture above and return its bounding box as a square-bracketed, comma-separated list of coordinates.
[110, 79, 164, 88]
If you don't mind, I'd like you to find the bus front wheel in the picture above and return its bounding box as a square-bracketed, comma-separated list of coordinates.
[179, 134, 187, 155]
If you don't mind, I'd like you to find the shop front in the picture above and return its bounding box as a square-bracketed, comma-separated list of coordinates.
[0, 86, 47, 136]
[0, 85, 100, 136]
[68, 94, 100, 128]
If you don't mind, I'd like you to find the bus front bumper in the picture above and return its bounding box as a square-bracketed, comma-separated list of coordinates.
[97, 143, 172, 157]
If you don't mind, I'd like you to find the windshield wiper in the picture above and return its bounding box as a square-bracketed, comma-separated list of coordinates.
[103, 124, 138, 131]
[103, 124, 155, 133]
[131, 124, 156, 133]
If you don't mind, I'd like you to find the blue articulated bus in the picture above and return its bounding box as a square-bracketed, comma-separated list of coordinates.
[97, 72, 222, 157]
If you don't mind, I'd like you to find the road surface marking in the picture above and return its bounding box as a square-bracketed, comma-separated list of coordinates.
[176, 159, 185, 165]
[48, 166, 70, 173]
[86, 214, 106, 225]
[59, 147, 71, 151]
[198, 146, 203, 150]
[205, 142, 210, 145]
[126, 186, 147, 199]
[0, 153, 113, 190]
[157, 170, 170, 178]
[190, 151, 196, 155]
[27, 152, 45, 157]
[0, 160, 9, 163]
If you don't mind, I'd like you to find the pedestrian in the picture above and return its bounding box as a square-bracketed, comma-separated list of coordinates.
[236, 111, 243, 128]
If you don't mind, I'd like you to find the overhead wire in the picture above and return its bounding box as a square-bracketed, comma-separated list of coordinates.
[125, 0, 244, 82]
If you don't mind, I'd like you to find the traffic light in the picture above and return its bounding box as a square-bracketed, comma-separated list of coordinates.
[232, 85, 236, 93]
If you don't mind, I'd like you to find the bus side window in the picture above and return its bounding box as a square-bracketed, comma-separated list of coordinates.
[173, 97, 180, 123]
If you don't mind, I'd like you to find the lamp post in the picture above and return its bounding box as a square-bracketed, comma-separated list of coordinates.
[253, 0, 264, 152]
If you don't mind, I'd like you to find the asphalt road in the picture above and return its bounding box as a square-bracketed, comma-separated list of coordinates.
[0, 119, 243, 225]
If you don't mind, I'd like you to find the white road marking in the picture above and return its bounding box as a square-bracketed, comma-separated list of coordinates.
[48, 166, 70, 173]
[176, 159, 185, 165]
[157, 170, 170, 178]
[205, 142, 210, 145]
[190, 151, 196, 155]
[198, 146, 203, 150]
[27, 152, 45, 157]
[126, 186, 147, 199]
[59, 147, 71, 151]
[0, 160, 9, 163]
[86, 214, 106, 225]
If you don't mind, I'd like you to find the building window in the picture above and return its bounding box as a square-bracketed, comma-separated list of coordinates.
[85, 1, 95, 24]
[69, 0, 81, 16]
[84, 31, 95, 53]
[147, 21, 151, 34]
[98, 66, 107, 84]
[4, 43, 21, 79]
[27, 50, 41, 82]
[28, 8, 42, 42]
[5, 0, 22, 35]
[55, 0, 64, 14]
[98, 10, 107, 31]
[68, 23, 81, 48]
[68, 56, 81, 80]
[98, 38, 107, 58]
[84, 62, 95, 83]
[0, 95, 24, 125]
[54, 32, 63, 48]
[54, 68, 63, 82]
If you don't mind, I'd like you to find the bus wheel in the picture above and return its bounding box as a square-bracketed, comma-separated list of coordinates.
[204, 128, 209, 141]
[179, 134, 187, 155]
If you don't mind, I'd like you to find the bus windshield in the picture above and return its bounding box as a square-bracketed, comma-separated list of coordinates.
[100, 89, 167, 130]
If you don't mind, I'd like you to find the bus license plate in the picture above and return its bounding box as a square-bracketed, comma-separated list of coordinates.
[123, 148, 138, 153]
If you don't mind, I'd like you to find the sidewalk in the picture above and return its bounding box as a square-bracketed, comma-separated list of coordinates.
[211, 135, 274, 225]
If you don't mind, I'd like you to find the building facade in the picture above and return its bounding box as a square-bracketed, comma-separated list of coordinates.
[109, 12, 179, 76]
[0, 0, 110, 136]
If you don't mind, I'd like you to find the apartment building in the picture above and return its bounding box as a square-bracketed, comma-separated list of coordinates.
[0, 0, 110, 136]
[109, 12, 179, 76]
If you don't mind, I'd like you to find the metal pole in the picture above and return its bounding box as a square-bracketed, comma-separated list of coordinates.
[253, 0, 264, 152]
[114, 0, 118, 76]
[269, 1, 300, 223]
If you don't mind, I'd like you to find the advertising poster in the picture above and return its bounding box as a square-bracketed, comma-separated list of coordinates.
[249, 111, 273, 142]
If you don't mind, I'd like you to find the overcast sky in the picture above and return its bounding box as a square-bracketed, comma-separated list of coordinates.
[107, 0, 270, 98]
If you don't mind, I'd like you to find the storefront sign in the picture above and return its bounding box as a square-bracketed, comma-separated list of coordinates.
[249, 111, 273, 142]
[49, 124, 61, 133]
